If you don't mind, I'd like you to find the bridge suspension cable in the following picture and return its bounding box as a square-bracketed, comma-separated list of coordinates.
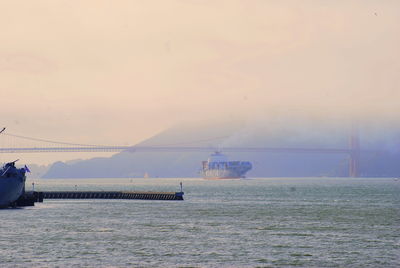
[0, 131, 232, 153]
[1, 132, 104, 147]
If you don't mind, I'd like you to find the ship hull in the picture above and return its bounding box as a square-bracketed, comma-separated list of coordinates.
[201, 166, 250, 179]
[203, 177, 242, 180]
[0, 177, 25, 208]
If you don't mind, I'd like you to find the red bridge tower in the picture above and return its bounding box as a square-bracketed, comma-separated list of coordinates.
[349, 127, 360, 177]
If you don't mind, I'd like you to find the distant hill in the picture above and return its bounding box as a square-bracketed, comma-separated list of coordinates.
[43, 119, 400, 178]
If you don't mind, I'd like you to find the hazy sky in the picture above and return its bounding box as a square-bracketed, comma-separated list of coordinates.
[1, 0, 399, 164]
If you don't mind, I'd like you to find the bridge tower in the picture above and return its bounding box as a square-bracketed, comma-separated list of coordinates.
[349, 126, 360, 177]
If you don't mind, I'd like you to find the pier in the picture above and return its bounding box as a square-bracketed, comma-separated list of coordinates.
[42, 191, 184, 200]
[16, 191, 44, 207]
[16, 190, 184, 207]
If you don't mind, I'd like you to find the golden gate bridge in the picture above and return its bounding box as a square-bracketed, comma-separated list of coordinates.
[0, 129, 365, 177]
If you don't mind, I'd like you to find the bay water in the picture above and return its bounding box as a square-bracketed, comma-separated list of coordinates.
[1, 177, 399, 267]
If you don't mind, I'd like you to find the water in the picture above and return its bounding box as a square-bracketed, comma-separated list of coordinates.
[1, 177, 399, 267]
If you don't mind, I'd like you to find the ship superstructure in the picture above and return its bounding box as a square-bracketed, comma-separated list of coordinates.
[0, 161, 26, 208]
[201, 152, 252, 179]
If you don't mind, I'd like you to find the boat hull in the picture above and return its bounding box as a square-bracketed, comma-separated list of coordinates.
[0, 162, 26, 208]
[201, 163, 251, 179]
[203, 177, 243, 180]
[0, 177, 25, 208]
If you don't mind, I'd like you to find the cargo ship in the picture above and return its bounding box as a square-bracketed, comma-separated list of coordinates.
[0, 161, 26, 208]
[201, 152, 252, 179]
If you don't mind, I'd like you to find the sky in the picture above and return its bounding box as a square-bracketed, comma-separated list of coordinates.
[0, 0, 399, 164]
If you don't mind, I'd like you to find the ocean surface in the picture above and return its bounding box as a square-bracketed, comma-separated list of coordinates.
[1, 177, 399, 267]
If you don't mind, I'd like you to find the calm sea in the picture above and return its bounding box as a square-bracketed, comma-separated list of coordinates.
[1, 177, 399, 267]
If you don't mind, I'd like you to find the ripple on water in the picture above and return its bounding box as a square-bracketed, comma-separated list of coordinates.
[1, 177, 399, 267]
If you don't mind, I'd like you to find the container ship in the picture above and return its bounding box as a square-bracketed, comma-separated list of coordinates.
[201, 152, 252, 179]
[0, 161, 26, 208]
